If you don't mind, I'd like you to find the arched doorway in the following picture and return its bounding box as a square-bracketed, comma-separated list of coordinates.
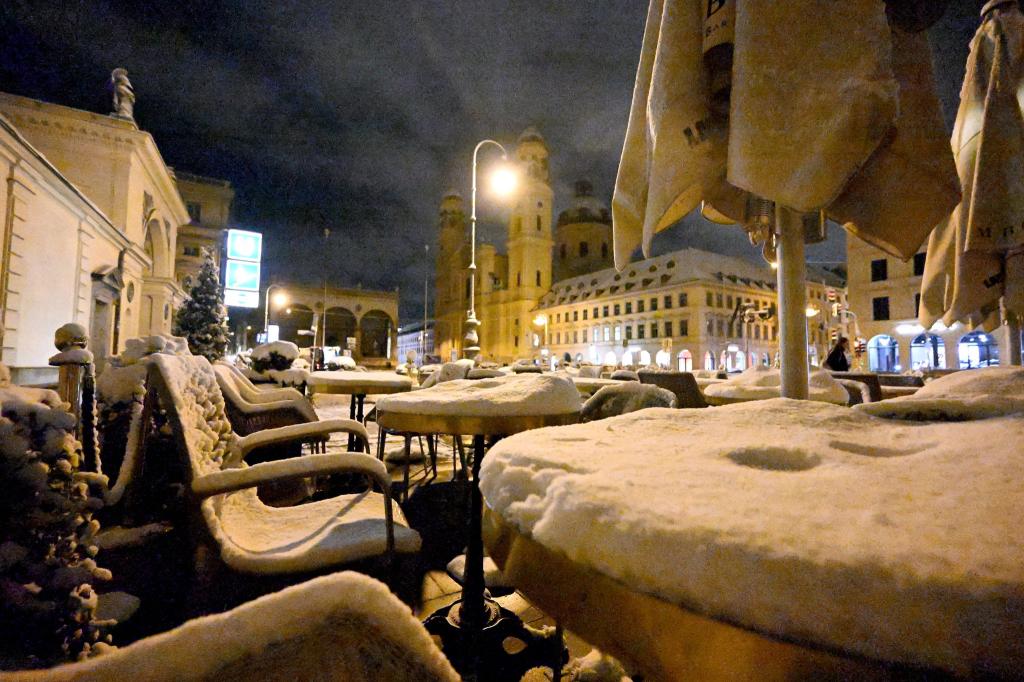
[867, 334, 899, 372]
[360, 310, 394, 359]
[277, 304, 315, 348]
[704, 351, 716, 371]
[910, 333, 945, 369]
[677, 349, 693, 372]
[656, 349, 671, 368]
[639, 350, 652, 366]
[602, 350, 617, 366]
[621, 350, 634, 367]
[323, 307, 357, 349]
[958, 331, 999, 368]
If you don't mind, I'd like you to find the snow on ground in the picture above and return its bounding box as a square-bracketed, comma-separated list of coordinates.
[13, 571, 458, 681]
[375, 374, 582, 417]
[480, 399, 1024, 675]
[703, 366, 848, 404]
[856, 366, 1024, 420]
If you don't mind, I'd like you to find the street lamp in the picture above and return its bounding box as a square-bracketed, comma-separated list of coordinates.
[532, 313, 548, 351]
[263, 284, 288, 340]
[464, 139, 517, 360]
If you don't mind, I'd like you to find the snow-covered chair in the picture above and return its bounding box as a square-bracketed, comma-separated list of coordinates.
[637, 370, 708, 409]
[581, 383, 676, 422]
[213, 363, 327, 457]
[610, 369, 639, 381]
[140, 354, 421, 607]
[577, 365, 603, 379]
[217, 361, 307, 403]
[7, 571, 458, 682]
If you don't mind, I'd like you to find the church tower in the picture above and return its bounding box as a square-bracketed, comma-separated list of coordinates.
[506, 127, 554, 297]
[554, 180, 613, 281]
[434, 190, 467, 360]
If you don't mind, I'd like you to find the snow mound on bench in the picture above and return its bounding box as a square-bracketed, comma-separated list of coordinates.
[855, 366, 1024, 420]
[480, 399, 1024, 675]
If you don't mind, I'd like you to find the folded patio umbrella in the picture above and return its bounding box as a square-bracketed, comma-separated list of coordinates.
[613, 0, 959, 267]
[919, 0, 1024, 333]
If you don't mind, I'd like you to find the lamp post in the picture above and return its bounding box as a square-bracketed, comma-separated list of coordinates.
[263, 284, 288, 340]
[464, 139, 517, 360]
[533, 313, 548, 353]
[422, 244, 429, 362]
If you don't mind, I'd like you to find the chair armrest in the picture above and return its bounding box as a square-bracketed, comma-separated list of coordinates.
[193, 453, 389, 498]
[249, 387, 306, 403]
[229, 419, 370, 464]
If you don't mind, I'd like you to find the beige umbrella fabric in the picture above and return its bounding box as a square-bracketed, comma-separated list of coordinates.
[612, 0, 959, 268]
[920, 0, 1024, 332]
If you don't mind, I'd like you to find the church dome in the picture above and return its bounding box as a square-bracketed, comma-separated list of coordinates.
[557, 180, 610, 226]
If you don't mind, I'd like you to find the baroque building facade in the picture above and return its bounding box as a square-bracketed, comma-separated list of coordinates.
[434, 127, 846, 367]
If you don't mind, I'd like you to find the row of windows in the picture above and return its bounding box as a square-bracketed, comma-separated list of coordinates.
[552, 319, 693, 346]
[551, 293, 691, 325]
[871, 252, 927, 282]
[704, 317, 776, 341]
[703, 291, 773, 311]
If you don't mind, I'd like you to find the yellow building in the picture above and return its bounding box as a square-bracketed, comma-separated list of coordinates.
[434, 126, 846, 368]
[846, 240, 999, 372]
[174, 171, 234, 292]
[537, 248, 845, 372]
[0, 90, 192, 372]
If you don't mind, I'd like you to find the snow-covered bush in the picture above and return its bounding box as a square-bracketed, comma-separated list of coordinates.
[0, 384, 113, 668]
[172, 249, 230, 362]
[249, 341, 299, 373]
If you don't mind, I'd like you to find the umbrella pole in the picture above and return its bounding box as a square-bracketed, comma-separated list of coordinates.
[1007, 314, 1022, 366]
[775, 206, 809, 399]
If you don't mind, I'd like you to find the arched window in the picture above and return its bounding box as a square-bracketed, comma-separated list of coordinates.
[324, 307, 357, 347]
[867, 334, 899, 372]
[360, 310, 394, 359]
[957, 331, 999, 368]
[580, 241, 589, 257]
[560, 243, 567, 260]
[535, 270, 541, 286]
[910, 333, 945, 369]
[601, 242, 608, 259]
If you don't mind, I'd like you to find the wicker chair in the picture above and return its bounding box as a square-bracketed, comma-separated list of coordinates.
[638, 370, 708, 408]
[213, 363, 326, 457]
[141, 354, 421, 609]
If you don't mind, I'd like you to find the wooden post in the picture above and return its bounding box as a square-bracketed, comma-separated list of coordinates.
[49, 323, 100, 472]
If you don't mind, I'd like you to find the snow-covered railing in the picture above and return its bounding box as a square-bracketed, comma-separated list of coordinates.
[49, 322, 99, 472]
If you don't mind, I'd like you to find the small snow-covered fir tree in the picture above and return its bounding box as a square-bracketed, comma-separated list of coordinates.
[173, 249, 229, 361]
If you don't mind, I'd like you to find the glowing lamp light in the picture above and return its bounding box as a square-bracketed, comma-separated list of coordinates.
[271, 291, 289, 308]
[285, 307, 292, 315]
[770, 261, 779, 270]
[533, 314, 548, 327]
[805, 306, 820, 318]
[490, 165, 518, 197]
[894, 323, 925, 335]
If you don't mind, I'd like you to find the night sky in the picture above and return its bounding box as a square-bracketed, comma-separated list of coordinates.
[1, 1, 980, 320]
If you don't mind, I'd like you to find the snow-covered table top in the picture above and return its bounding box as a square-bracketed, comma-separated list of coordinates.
[567, 375, 624, 394]
[307, 370, 413, 395]
[480, 398, 1024, 675]
[376, 374, 582, 435]
[703, 366, 848, 405]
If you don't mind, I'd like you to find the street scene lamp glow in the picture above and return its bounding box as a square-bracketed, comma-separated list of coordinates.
[805, 306, 820, 318]
[271, 291, 289, 307]
[489, 165, 518, 197]
[533, 314, 548, 327]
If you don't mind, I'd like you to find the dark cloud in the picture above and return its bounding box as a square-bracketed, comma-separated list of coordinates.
[0, 1, 979, 319]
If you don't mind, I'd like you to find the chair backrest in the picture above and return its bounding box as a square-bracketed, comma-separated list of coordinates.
[610, 369, 639, 381]
[638, 370, 708, 408]
[146, 354, 237, 481]
[577, 365, 602, 378]
[581, 383, 676, 422]
[9, 571, 459, 682]
[829, 372, 883, 402]
[216, 361, 264, 402]
[876, 374, 926, 388]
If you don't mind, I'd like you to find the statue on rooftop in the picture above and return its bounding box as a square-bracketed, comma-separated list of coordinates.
[110, 68, 135, 121]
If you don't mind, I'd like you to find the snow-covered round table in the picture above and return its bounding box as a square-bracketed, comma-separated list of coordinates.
[703, 367, 849, 406]
[307, 371, 413, 449]
[376, 374, 581, 680]
[480, 389, 1024, 679]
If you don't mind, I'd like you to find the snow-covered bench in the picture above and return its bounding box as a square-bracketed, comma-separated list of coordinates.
[5, 571, 458, 682]
[141, 354, 421, 605]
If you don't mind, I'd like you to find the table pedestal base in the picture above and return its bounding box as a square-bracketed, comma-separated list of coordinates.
[423, 596, 565, 682]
